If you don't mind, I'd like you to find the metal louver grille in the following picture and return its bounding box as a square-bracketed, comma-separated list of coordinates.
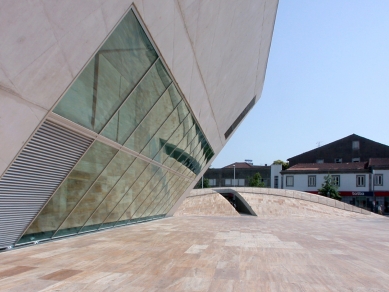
[0, 121, 93, 248]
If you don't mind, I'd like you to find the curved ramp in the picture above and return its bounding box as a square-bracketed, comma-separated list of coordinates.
[213, 187, 377, 218]
[173, 190, 239, 217]
[174, 188, 379, 218]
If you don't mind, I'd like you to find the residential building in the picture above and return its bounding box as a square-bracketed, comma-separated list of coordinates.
[204, 162, 282, 188]
[288, 134, 389, 167]
[281, 159, 389, 213]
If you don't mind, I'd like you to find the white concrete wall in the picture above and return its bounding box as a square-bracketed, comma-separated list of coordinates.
[373, 170, 389, 191]
[0, 0, 278, 179]
[270, 164, 282, 188]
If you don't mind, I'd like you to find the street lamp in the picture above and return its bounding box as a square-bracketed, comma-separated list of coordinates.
[233, 164, 236, 187]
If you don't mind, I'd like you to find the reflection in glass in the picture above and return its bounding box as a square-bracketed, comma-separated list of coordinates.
[54, 11, 158, 133]
[100, 158, 149, 227]
[118, 163, 160, 222]
[18, 8, 214, 246]
[20, 141, 117, 241]
[57, 151, 135, 235]
[145, 174, 182, 217]
[101, 60, 171, 143]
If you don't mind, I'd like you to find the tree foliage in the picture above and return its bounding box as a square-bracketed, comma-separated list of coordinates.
[248, 173, 265, 187]
[318, 174, 341, 200]
[273, 160, 289, 170]
[194, 177, 210, 189]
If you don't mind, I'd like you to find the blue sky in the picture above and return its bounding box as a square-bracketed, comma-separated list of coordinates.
[212, 0, 389, 168]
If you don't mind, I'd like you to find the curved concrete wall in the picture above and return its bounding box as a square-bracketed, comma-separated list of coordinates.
[174, 191, 239, 217]
[177, 187, 377, 218]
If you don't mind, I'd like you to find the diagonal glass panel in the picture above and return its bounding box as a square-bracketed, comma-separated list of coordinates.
[101, 59, 171, 143]
[152, 113, 192, 164]
[169, 133, 205, 175]
[142, 173, 182, 218]
[126, 167, 167, 220]
[123, 85, 177, 153]
[135, 170, 174, 219]
[53, 10, 158, 133]
[162, 121, 197, 169]
[180, 137, 208, 178]
[20, 141, 117, 241]
[55, 150, 136, 235]
[161, 179, 192, 214]
[117, 163, 160, 222]
[152, 177, 190, 216]
[141, 86, 191, 163]
[96, 157, 149, 229]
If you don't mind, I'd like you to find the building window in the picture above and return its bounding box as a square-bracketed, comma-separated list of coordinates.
[308, 175, 316, 187]
[316, 159, 324, 163]
[352, 141, 360, 150]
[274, 176, 279, 188]
[374, 174, 383, 186]
[352, 158, 360, 162]
[356, 175, 365, 187]
[286, 176, 294, 187]
[334, 158, 342, 163]
[332, 175, 340, 186]
[209, 179, 216, 186]
[225, 179, 244, 186]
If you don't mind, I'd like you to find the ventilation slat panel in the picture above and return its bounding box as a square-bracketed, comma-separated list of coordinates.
[0, 121, 92, 249]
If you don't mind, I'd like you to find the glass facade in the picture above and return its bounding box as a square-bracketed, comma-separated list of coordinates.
[18, 8, 213, 245]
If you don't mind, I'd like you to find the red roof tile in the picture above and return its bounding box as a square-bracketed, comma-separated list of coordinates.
[286, 162, 367, 172]
[369, 158, 389, 167]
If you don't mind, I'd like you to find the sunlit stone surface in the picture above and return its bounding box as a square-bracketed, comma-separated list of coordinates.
[1, 214, 388, 291]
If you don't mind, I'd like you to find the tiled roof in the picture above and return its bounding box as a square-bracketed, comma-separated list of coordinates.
[285, 162, 368, 172]
[369, 158, 389, 167]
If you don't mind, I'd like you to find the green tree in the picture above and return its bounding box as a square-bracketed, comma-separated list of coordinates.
[248, 173, 265, 187]
[194, 177, 210, 189]
[273, 159, 289, 170]
[318, 174, 341, 200]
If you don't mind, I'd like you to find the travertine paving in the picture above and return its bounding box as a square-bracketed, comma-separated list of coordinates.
[1, 215, 389, 291]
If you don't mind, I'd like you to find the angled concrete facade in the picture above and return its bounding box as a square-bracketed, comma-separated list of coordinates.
[0, 0, 278, 249]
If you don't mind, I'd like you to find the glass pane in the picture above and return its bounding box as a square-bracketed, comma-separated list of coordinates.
[131, 168, 167, 219]
[154, 177, 189, 216]
[170, 134, 205, 175]
[164, 130, 200, 172]
[160, 116, 195, 168]
[141, 103, 184, 161]
[58, 151, 135, 235]
[82, 157, 141, 231]
[163, 179, 191, 214]
[100, 158, 149, 227]
[118, 163, 160, 222]
[143, 172, 178, 217]
[22, 141, 117, 240]
[101, 60, 171, 143]
[123, 85, 176, 153]
[53, 10, 158, 133]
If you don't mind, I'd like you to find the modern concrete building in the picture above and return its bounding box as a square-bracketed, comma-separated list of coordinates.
[0, 1, 278, 249]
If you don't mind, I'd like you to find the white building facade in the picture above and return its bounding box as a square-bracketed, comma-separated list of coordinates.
[281, 159, 389, 213]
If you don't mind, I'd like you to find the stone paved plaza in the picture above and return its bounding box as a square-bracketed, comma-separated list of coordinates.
[0, 215, 389, 291]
